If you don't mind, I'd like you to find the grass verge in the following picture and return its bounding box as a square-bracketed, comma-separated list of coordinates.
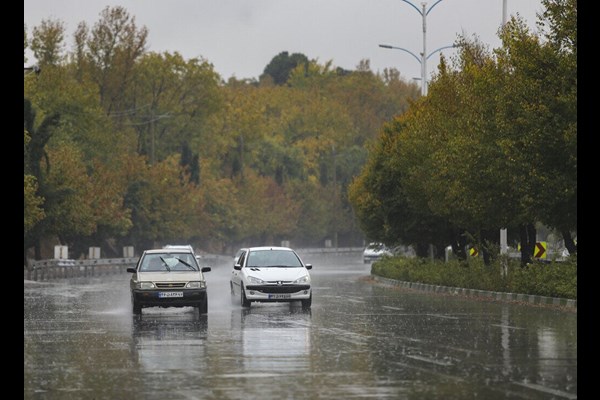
[371, 255, 577, 300]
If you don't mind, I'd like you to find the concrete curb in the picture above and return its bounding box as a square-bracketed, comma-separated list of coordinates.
[371, 275, 577, 310]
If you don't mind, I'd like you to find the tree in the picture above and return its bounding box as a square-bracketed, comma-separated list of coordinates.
[24, 24, 28, 63]
[80, 6, 148, 114]
[30, 18, 66, 66]
[348, 117, 458, 258]
[349, 1, 576, 264]
[261, 51, 309, 85]
[129, 51, 222, 164]
[121, 155, 205, 250]
[495, 6, 576, 256]
[24, 174, 45, 236]
[24, 98, 60, 180]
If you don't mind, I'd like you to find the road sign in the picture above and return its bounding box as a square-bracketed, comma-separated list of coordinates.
[534, 241, 547, 259]
[469, 247, 478, 257]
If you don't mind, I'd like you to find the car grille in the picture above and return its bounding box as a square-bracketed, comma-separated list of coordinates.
[246, 284, 310, 294]
[155, 282, 186, 288]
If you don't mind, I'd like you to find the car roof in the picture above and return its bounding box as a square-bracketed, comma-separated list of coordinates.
[144, 248, 194, 254]
[245, 246, 294, 252]
[163, 244, 194, 252]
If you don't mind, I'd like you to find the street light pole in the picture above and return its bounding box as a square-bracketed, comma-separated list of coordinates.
[380, 0, 447, 96]
[378, 43, 456, 95]
[500, 0, 509, 269]
[421, 2, 427, 95]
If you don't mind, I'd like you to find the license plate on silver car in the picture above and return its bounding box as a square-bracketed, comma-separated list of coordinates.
[158, 292, 183, 298]
[269, 294, 291, 299]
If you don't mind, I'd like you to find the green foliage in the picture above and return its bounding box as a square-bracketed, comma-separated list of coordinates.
[30, 18, 66, 66]
[372, 255, 576, 299]
[23, 1, 576, 265]
[510, 255, 577, 299]
[24, 24, 28, 63]
[349, 0, 576, 261]
[130, 51, 222, 164]
[122, 154, 203, 248]
[24, 175, 45, 235]
[261, 51, 309, 85]
[80, 6, 148, 112]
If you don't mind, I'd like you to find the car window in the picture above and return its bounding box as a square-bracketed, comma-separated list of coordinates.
[237, 251, 247, 267]
[140, 253, 198, 271]
[246, 250, 302, 268]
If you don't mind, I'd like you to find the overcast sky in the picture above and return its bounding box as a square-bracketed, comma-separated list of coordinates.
[24, 0, 545, 82]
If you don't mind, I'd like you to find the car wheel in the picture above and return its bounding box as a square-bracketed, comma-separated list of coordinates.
[132, 297, 142, 315]
[230, 282, 238, 305]
[241, 285, 251, 308]
[198, 297, 208, 314]
[301, 293, 312, 309]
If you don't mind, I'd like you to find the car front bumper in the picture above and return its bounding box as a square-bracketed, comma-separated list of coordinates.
[132, 288, 207, 308]
[244, 284, 311, 302]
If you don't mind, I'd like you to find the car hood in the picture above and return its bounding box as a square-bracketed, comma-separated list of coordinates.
[243, 267, 309, 282]
[364, 249, 390, 256]
[137, 271, 203, 282]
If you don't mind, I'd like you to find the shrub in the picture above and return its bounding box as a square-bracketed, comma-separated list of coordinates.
[372, 255, 576, 299]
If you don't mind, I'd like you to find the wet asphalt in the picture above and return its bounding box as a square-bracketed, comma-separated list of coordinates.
[24, 253, 577, 399]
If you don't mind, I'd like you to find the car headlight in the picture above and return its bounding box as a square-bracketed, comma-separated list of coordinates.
[247, 276, 264, 284]
[138, 282, 155, 289]
[186, 281, 206, 289]
[293, 275, 310, 284]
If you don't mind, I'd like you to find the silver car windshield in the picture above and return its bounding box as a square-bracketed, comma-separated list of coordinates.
[246, 250, 302, 268]
[140, 253, 198, 272]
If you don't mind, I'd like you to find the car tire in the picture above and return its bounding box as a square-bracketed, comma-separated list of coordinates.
[241, 285, 251, 308]
[301, 293, 312, 309]
[230, 282, 238, 305]
[198, 297, 208, 314]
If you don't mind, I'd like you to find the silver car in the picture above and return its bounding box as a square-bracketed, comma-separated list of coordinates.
[230, 246, 312, 308]
[363, 242, 392, 263]
[127, 248, 211, 315]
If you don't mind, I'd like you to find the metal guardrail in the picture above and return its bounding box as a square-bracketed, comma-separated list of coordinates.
[295, 247, 364, 254]
[25, 257, 138, 281]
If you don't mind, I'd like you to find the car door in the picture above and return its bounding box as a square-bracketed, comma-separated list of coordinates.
[231, 249, 247, 294]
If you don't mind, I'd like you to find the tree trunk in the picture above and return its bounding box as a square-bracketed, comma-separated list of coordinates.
[451, 231, 467, 261]
[434, 244, 446, 260]
[481, 245, 491, 266]
[34, 239, 42, 260]
[519, 223, 536, 266]
[480, 229, 495, 266]
[561, 230, 577, 255]
[415, 242, 429, 258]
[24, 250, 32, 280]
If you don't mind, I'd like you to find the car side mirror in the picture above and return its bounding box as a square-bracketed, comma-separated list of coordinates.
[234, 264, 242, 270]
[305, 264, 312, 270]
[201, 267, 211, 273]
[126, 267, 136, 273]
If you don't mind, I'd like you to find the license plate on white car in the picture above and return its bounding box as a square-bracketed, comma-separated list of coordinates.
[158, 292, 183, 298]
[268, 294, 291, 299]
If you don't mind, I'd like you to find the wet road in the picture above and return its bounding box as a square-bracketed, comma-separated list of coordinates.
[24, 254, 577, 399]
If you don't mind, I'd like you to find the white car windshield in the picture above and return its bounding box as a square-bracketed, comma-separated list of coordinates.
[246, 250, 302, 268]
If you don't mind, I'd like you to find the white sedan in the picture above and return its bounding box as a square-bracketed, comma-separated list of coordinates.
[230, 246, 312, 308]
[363, 242, 392, 263]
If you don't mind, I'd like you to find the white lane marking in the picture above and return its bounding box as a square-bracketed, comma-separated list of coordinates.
[513, 382, 577, 399]
[405, 354, 455, 366]
[490, 324, 525, 330]
[425, 313, 459, 320]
